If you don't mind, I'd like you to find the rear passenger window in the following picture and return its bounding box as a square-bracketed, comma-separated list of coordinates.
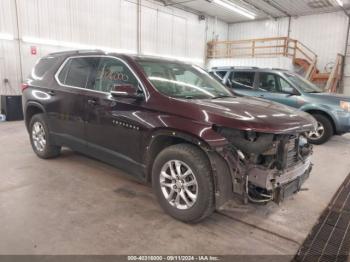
[231, 71, 255, 88]
[57, 57, 99, 88]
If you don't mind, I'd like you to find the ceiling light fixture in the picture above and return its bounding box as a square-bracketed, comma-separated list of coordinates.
[0, 33, 14, 41]
[335, 0, 343, 6]
[212, 0, 256, 19]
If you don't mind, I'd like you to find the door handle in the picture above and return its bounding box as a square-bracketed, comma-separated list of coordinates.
[87, 99, 98, 106]
[258, 94, 265, 98]
[48, 90, 55, 96]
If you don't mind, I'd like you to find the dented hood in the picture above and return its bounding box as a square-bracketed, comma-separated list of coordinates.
[175, 96, 317, 134]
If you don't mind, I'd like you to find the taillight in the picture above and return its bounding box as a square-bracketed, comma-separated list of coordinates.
[21, 83, 29, 92]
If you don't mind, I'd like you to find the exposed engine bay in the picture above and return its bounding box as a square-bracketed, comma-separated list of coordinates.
[214, 127, 313, 204]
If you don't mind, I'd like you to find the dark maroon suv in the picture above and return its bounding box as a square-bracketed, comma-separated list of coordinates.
[22, 50, 316, 222]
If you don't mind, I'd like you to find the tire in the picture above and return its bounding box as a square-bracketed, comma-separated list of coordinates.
[152, 143, 215, 223]
[29, 113, 61, 159]
[306, 113, 333, 145]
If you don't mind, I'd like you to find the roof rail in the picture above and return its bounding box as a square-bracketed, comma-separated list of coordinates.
[76, 49, 104, 54]
[212, 66, 260, 70]
[49, 49, 104, 56]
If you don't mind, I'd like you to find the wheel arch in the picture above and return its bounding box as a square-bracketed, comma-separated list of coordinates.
[303, 108, 336, 134]
[144, 129, 234, 209]
[144, 129, 212, 183]
[25, 102, 46, 131]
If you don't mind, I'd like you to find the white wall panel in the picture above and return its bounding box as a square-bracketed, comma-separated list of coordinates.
[228, 18, 289, 40]
[206, 57, 294, 71]
[0, 40, 21, 95]
[206, 17, 228, 42]
[140, 0, 207, 62]
[0, 0, 17, 35]
[289, 12, 348, 71]
[227, 12, 349, 77]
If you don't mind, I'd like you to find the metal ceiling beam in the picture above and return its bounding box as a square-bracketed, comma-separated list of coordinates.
[238, 0, 277, 19]
[155, 0, 204, 16]
[162, 0, 197, 6]
[261, 0, 292, 17]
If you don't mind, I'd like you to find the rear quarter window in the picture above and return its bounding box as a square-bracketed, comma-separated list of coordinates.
[33, 56, 59, 78]
[57, 57, 99, 88]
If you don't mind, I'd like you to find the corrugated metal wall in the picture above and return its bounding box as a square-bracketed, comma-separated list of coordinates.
[207, 57, 294, 71]
[206, 16, 229, 42]
[228, 12, 349, 74]
[0, 0, 228, 96]
[229, 18, 289, 40]
[289, 12, 348, 72]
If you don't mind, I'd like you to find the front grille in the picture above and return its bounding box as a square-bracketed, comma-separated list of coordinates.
[276, 138, 300, 170]
[286, 138, 299, 168]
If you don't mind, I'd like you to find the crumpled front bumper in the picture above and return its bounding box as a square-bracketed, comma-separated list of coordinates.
[248, 157, 312, 191]
[208, 143, 313, 208]
[248, 157, 312, 203]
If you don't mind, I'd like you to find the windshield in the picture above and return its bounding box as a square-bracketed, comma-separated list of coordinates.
[137, 60, 232, 99]
[284, 73, 322, 93]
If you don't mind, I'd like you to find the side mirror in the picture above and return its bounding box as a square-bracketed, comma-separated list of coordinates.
[110, 84, 143, 99]
[286, 88, 300, 96]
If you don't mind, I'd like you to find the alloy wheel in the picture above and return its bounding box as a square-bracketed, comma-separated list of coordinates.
[307, 121, 325, 140]
[32, 122, 46, 152]
[159, 160, 198, 210]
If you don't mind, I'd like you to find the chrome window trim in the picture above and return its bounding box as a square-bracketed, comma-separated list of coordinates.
[54, 55, 149, 99]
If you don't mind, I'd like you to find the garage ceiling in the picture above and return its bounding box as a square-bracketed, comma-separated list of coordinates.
[164, 0, 350, 22]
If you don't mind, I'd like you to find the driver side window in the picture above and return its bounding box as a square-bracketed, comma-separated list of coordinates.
[279, 77, 295, 94]
[91, 58, 138, 92]
[259, 73, 295, 94]
[259, 73, 278, 92]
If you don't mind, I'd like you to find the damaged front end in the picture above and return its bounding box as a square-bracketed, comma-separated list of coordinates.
[212, 126, 313, 205]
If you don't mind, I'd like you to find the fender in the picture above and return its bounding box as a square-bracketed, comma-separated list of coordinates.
[300, 104, 338, 130]
[145, 129, 233, 208]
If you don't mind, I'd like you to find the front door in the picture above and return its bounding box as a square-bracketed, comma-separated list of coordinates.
[84, 57, 145, 177]
[255, 72, 299, 108]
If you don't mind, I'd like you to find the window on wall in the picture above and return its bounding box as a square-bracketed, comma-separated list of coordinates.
[92, 58, 138, 92]
[57, 57, 99, 88]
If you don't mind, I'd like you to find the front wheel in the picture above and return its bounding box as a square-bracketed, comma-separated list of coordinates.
[306, 113, 333, 145]
[152, 144, 214, 223]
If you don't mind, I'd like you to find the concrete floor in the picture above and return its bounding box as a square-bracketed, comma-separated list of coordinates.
[0, 121, 349, 256]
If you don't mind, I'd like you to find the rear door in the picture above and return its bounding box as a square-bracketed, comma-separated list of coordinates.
[51, 56, 99, 152]
[255, 72, 299, 108]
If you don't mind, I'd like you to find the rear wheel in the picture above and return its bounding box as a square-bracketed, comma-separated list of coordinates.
[152, 144, 214, 223]
[29, 114, 61, 159]
[306, 113, 333, 145]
